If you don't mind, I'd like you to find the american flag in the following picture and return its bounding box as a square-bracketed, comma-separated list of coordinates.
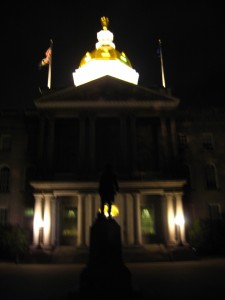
[39, 39, 53, 89]
[39, 47, 52, 68]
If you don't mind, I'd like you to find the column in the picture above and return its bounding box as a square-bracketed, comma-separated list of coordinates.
[123, 194, 129, 245]
[175, 193, 186, 243]
[165, 193, 176, 244]
[124, 193, 134, 245]
[94, 194, 100, 218]
[85, 194, 93, 246]
[91, 194, 98, 221]
[51, 196, 57, 246]
[77, 194, 86, 247]
[33, 194, 43, 246]
[55, 199, 60, 246]
[133, 193, 142, 245]
[119, 194, 125, 244]
[43, 194, 52, 247]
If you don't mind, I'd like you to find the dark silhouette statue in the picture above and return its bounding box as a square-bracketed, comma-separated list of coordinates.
[98, 164, 119, 217]
[79, 163, 132, 298]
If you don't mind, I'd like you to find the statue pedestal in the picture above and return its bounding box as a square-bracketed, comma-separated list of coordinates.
[79, 215, 132, 298]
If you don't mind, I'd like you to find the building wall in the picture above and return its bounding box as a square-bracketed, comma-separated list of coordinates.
[1, 107, 225, 249]
[176, 109, 225, 224]
[0, 113, 28, 225]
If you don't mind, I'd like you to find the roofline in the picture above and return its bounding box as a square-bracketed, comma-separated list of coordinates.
[31, 179, 186, 193]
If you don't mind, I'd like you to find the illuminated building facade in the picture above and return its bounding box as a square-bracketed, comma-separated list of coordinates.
[1, 18, 225, 256]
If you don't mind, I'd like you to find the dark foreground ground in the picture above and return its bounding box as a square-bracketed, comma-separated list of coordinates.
[0, 257, 225, 300]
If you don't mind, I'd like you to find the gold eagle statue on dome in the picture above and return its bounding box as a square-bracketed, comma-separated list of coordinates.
[101, 16, 109, 30]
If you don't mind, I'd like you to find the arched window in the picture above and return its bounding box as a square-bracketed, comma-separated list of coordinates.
[0, 166, 10, 192]
[205, 163, 218, 190]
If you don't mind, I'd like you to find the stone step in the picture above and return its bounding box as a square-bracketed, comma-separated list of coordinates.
[51, 244, 171, 264]
[28, 244, 197, 264]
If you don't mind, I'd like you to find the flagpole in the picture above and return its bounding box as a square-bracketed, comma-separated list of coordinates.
[158, 39, 166, 88]
[47, 39, 53, 89]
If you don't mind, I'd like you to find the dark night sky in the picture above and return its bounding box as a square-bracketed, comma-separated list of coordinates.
[2, 1, 225, 110]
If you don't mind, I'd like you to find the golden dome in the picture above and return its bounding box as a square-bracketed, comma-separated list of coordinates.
[79, 49, 132, 68]
[79, 17, 132, 68]
[73, 17, 139, 86]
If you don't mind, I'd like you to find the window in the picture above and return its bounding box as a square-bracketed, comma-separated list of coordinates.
[205, 164, 218, 190]
[141, 205, 156, 244]
[208, 204, 221, 221]
[0, 166, 10, 192]
[141, 207, 155, 235]
[24, 208, 34, 217]
[202, 133, 214, 150]
[0, 208, 7, 225]
[0, 134, 12, 152]
[178, 133, 188, 149]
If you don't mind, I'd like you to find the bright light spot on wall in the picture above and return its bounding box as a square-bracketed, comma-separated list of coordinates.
[174, 214, 185, 226]
[34, 218, 44, 232]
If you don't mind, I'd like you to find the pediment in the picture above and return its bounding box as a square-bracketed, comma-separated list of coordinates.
[35, 76, 179, 110]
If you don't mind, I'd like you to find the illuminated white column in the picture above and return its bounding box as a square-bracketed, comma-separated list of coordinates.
[43, 194, 52, 246]
[165, 193, 176, 244]
[133, 193, 142, 245]
[175, 193, 186, 243]
[33, 194, 43, 246]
